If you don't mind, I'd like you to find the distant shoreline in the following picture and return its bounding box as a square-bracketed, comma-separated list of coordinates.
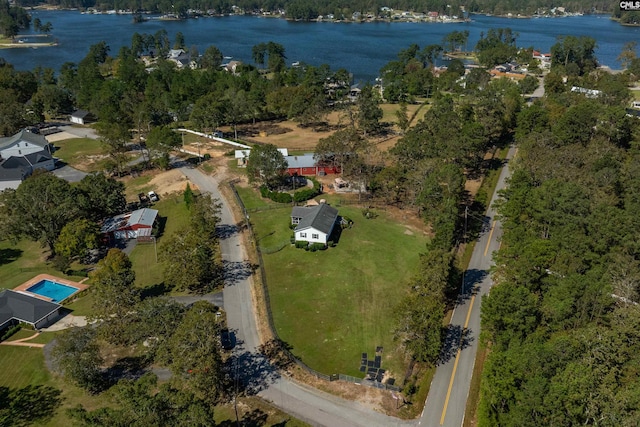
[0, 42, 57, 49]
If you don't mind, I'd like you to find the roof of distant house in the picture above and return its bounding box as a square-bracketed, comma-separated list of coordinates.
[71, 109, 90, 119]
[294, 203, 339, 234]
[0, 129, 50, 151]
[285, 154, 316, 169]
[0, 290, 60, 327]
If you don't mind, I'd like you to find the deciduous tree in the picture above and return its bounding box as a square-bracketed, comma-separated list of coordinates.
[246, 143, 288, 188]
[1, 171, 80, 255]
[51, 327, 104, 394]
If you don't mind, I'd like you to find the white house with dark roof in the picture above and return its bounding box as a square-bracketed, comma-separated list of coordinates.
[292, 203, 339, 245]
[0, 290, 62, 331]
[0, 129, 53, 159]
[70, 109, 93, 125]
[0, 129, 55, 191]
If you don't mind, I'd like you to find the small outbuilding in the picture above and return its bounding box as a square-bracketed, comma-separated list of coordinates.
[70, 110, 94, 125]
[101, 208, 158, 240]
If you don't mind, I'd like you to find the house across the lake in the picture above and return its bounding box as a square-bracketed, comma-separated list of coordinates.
[292, 203, 339, 245]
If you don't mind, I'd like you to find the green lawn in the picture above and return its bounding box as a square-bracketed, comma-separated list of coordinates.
[234, 184, 280, 211]
[0, 347, 51, 389]
[0, 346, 113, 426]
[0, 240, 86, 290]
[246, 194, 430, 380]
[128, 194, 190, 290]
[52, 137, 105, 172]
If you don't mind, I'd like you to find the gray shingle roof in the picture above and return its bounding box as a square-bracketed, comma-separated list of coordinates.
[0, 129, 50, 151]
[71, 110, 90, 119]
[294, 204, 338, 234]
[285, 154, 315, 169]
[0, 290, 60, 327]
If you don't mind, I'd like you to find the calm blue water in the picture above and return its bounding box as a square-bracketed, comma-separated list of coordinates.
[2, 11, 639, 82]
[27, 279, 78, 302]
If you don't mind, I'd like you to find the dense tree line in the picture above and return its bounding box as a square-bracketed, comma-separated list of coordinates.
[11, 0, 621, 18]
[477, 62, 640, 425]
[0, 171, 125, 263]
[0, 2, 30, 37]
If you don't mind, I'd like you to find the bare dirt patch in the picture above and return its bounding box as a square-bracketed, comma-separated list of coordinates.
[45, 131, 81, 143]
[148, 169, 194, 196]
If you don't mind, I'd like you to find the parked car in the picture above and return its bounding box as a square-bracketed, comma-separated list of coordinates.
[148, 191, 159, 202]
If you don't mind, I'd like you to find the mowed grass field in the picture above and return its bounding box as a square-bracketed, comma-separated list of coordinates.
[52, 137, 106, 172]
[245, 191, 429, 379]
[0, 345, 111, 427]
[0, 240, 86, 290]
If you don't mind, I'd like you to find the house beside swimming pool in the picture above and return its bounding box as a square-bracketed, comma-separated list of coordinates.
[0, 290, 63, 330]
[0, 274, 88, 332]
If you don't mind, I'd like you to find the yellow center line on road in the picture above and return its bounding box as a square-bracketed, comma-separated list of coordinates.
[484, 220, 497, 257]
[439, 295, 476, 425]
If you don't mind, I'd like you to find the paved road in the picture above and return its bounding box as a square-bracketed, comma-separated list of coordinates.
[420, 146, 516, 427]
[181, 146, 515, 426]
[180, 167, 410, 427]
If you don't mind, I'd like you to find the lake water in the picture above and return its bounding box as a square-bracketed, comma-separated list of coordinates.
[2, 11, 639, 82]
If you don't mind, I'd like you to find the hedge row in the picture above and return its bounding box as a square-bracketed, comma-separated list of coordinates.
[260, 177, 322, 204]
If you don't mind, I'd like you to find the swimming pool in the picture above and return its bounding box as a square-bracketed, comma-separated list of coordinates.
[26, 280, 79, 303]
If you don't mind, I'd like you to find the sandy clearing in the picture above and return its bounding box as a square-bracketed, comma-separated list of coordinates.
[148, 169, 195, 195]
[45, 131, 82, 143]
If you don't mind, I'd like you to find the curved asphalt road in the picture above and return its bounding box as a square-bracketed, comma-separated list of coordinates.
[180, 146, 515, 427]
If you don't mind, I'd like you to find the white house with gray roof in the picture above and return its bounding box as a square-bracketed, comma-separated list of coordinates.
[0, 129, 55, 191]
[292, 203, 339, 245]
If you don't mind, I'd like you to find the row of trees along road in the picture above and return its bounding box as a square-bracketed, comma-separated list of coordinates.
[477, 45, 640, 425]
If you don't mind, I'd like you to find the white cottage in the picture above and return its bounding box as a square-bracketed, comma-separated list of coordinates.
[292, 203, 339, 245]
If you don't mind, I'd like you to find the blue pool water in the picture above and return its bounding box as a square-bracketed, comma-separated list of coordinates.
[26, 280, 79, 303]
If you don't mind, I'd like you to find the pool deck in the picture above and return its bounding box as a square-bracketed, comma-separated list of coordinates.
[13, 274, 89, 303]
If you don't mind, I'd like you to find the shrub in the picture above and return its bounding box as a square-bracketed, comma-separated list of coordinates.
[1, 324, 21, 341]
[340, 216, 354, 229]
[260, 186, 269, 198]
[273, 192, 293, 203]
[309, 243, 327, 251]
[295, 241, 308, 249]
[362, 208, 378, 219]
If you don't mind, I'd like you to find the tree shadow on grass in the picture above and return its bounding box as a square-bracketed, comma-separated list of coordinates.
[0, 247, 22, 267]
[104, 355, 152, 385]
[0, 384, 63, 427]
[140, 281, 173, 299]
[218, 409, 269, 427]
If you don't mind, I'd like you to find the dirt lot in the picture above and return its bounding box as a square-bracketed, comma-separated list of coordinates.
[45, 131, 81, 143]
